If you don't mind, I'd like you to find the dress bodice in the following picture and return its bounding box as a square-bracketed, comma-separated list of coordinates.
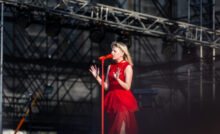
[104, 60, 138, 114]
[108, 60, 130, 90]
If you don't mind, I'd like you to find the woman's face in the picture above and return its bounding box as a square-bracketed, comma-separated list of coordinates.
[111, 46, 124, 61]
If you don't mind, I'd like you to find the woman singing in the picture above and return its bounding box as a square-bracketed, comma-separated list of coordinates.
[90, 42, 139, 134]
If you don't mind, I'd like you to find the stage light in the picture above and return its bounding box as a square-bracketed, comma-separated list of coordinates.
[182, 44, 197, 60]
[45, 14, 61, 37]
[161, 20, 179, 60]
[44, 85, 53, 95]
[116, 32, 131, 48]
[164, 20, 179, 33]
[90, 27, 105, 43]
[161, 35, 177, 60]
[16, 11, 31, 29]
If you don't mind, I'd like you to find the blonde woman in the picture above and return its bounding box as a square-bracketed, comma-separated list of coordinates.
[90, 42, 138, 134]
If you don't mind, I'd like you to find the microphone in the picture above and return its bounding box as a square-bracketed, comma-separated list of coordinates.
[105, 54, 113, 59]
[99, 54, 113, 60]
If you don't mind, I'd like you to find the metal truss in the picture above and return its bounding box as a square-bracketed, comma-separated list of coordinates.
[1, 0, 220, 133]
[187, 0, 218, 110]
[1, 0, 220, 48]
[150, 0, 220, 115]
[132, 36, 189, 113]
[188, 0, 215, 27]
[2, 4, 101, 133]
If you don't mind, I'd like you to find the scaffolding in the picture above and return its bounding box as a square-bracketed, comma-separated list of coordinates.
[188, 0, 216, 112]
[0, 0, 220, 134]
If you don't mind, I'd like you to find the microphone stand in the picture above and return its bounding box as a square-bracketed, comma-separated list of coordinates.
[14, 92, 39, 134]
[99, 54, 112, 134]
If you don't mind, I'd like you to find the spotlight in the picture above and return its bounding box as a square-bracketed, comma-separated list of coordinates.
[44, 85, 53, 95]
[182, 44, 197, 60]
[164, 20, 179, 33]
[46, 14, 61, 37]
[161, 36, 177, 60]
[16, 10, 31, 29]
[90, 27, 105, 43]
[116, 32, 131, 48]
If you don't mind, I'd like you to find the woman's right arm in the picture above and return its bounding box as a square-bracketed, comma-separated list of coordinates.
[89, 65, 110, 90]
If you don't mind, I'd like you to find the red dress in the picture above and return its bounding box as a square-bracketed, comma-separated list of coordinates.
[104, 61, 139, 134]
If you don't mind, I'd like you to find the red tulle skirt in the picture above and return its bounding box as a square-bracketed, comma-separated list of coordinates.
[104, 89, 139, 134]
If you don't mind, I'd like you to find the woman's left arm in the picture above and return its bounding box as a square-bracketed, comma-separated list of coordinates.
[115, 65, 133, 90]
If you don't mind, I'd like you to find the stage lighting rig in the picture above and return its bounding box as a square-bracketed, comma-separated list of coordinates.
[45, 14, 61, 37]
[90, 26, 105, 43]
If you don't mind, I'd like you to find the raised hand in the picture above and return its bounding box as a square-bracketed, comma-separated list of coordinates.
[113, 68, 120, 80]
[89, 65, 100, 78]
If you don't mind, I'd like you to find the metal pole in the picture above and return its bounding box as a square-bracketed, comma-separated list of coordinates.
[200, 0, 203, 27]
[212, 0, 216, 102]
[128, 0, 133, 10]
[187, 68, 191, 118]
[212, 0, 215, 32]
[212, 48, 216, 102]
[133, 0, 136, 11]
[200, 46, 203, 109]
[188, 0, 191, 23]
[200, 0, 203, 109]
[0, 2, 4, 134]
[138, 0, 141, 12]
[14, 93, 40, 134]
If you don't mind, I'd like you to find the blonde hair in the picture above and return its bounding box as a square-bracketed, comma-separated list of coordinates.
[111, 41, 133, 66]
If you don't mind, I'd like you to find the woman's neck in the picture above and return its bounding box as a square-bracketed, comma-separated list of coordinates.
[115, 58, 124, 63]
